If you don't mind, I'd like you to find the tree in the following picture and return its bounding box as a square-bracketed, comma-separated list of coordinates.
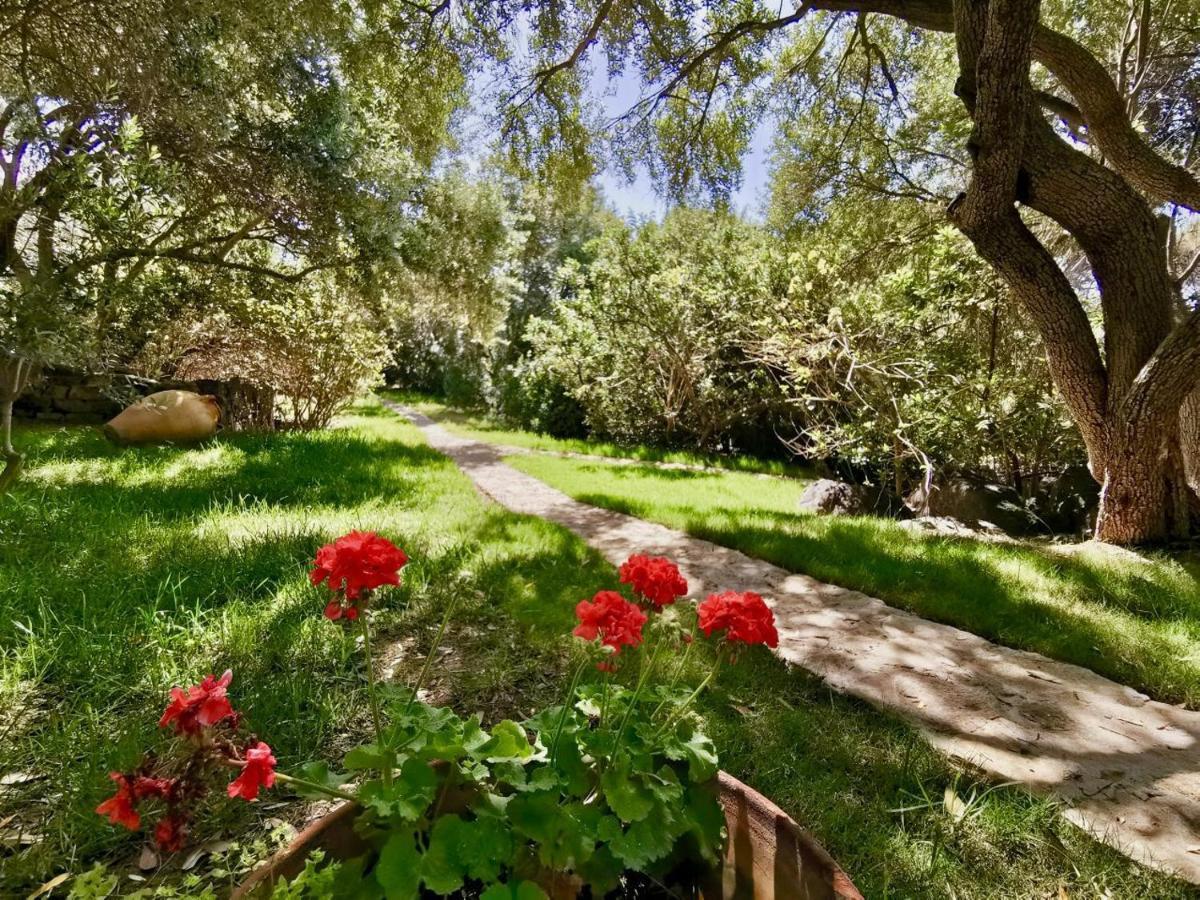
[480, 0, 1200, 544]
[0, 0, 464, 484]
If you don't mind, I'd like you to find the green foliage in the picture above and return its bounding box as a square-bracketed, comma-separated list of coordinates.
[140, 273, 391, 430]
[291, 683, 724, 897]
[9, 404, 1192, 898]
[527, 207, 793, 452]
[761, 213, 1083, 489]
[1, 0, 462, 379]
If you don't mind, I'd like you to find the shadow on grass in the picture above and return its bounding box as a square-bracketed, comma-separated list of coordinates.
[568, 487, 1200, 707]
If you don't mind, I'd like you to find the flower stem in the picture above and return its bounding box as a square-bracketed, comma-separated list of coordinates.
[274, 771, 358, 804]
[357, 612, 389, 787]
[650, 627, 696, 720]
[550, 656, 589, 766]
[611, 640, 663, 757]
[656, 646, 725, 738]
[404, 596, 457, 716]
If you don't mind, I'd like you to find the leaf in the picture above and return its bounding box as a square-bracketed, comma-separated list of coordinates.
[683, 787, 726, 865]
[343, 744, 395, 772]
[375, 831, 420, 900]
[575, 844, 624, 897]
[479, 881, 549, 900]
[662, 723, 718, 782]
[358, 759, 439, 821]
[600, 760, 654, 823]
[27, 872, 70, 899]
[291, 761, 351, 800]
[476, 720, 533, 762]
[609, 803, 682, 870]
[461, 815, 515, 882]
[420, 816, 469, 895]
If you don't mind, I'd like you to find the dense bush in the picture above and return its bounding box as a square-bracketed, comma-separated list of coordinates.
[383, 178, 1084, 494]
[758, 218, 1084, 493]
[144, 276, 390, 430]
[524, 209, 793, 451]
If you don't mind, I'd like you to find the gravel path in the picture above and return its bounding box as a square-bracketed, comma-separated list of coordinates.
[385, 400, 1200, 884]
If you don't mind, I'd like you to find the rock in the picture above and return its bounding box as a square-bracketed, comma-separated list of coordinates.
[103, 390, 220, 444]
[799, 478, 913, 519]
[907, 478, 1039, 534]
[898, 516, 1015, 543]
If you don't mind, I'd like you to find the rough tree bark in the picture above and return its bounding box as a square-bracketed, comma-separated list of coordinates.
[0, 354, 34, 493]
[796, 0, 1200, 543]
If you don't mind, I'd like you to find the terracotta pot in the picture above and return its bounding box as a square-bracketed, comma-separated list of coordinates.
[103, 390, 220, 444]
[234, 771, 860, 899]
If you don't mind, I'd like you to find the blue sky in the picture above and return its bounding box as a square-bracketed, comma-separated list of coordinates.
[588, 64, 775, 222]
[596, 120, 774, 222]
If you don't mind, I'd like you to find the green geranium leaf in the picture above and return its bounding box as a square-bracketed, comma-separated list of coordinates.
[549, 733, 590, 796]
[576, 844, 624, 897]
[375, 832, 420, 900]
[684, 787, 727, 865]
[506, 792, 560, 844]
[647, 765, 684, 804]
[477, 720, 534, 762]
[600, 759, 655, 823]
[609, 803, 683, 870]
[460, 814, 515, 882]
[662, 722, 719, 782]
[291, 761, 351, 800]
[507, 793, 595, 869]
[344, 744, 394, 772]
[359, 759, 439, 821]
[420, 816, 469, 894]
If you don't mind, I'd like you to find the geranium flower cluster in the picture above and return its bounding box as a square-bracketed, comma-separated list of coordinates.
[573, 590, 648, 669]
[574, 554, 778, 668]
[311, 530, 409, 620]
[95, 671, 276, 852]
[698, 590, 779, 648]
[619, 554, 689, 609]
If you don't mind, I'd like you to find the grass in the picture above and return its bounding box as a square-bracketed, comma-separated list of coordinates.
[507, 454, 1200, 710]
[382, 390, 813, 478]
[0, 398, 1191, 897]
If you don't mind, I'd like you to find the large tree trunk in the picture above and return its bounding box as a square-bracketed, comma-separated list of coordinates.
[0, 354, 33, 493]
[1183, 387, 1200, 496]
[937, 0, 1200, 543]
[1094, 423, 1192, 544]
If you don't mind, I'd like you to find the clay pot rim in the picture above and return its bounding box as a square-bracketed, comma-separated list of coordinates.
[234, 770, 861, 900]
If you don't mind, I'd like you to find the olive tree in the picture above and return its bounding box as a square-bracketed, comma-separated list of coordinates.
[468, 0, 1200, 544]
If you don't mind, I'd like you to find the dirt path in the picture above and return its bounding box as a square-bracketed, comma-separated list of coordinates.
[384, 400, 1200, 885]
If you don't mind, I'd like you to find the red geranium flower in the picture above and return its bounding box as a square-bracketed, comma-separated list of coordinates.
[697, 591, 779, 648]
[573, 590, 647, 662]
[159, 670, 235, 736]
[310, 531, 409, 604]
[95, 773, 140, 830]
[154, 812, 188, 853]
[227, 741, 277, 801]
[619, 554, 688, 608]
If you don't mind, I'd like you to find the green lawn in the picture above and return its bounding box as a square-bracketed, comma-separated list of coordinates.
[383, 390, 813, 478]
[508, 453, 1200, 710]
[0, 399, 1190, 897]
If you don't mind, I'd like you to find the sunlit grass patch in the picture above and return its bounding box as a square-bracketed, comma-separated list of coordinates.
[0, 399, 1191, 897]
[382, 390, 815, 479]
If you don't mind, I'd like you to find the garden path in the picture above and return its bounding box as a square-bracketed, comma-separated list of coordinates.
[382, 398, 1200, 885]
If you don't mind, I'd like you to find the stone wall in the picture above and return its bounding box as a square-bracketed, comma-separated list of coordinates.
[14, 368, 274, 430]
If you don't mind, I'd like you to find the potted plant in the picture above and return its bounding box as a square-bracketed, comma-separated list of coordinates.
[96, 535, 860, 899]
